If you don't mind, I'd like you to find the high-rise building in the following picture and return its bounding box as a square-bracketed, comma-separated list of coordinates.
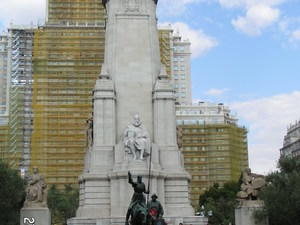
[280, 119, 300, 160]
[0, 31, 9, 161]
[172, 30, 192, 105]
[0, 124, 9, 161]
[5, 26, 35, 172]
[176, 102, 248, 209]
[0, 30, 9, 125]
[30, 0, 106, 187]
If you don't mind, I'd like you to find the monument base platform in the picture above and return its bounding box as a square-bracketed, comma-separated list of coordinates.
[68, 216, 208, 225]
[235, 200, 268, 225]
[20, 207, 51, 225]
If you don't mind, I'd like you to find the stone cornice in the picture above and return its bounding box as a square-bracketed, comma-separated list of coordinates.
[102, 0, 158, 7]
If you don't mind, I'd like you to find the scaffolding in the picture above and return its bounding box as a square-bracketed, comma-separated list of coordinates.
[47, 0, 105, 25]
[158, 27, 173, 78]
[181, 124, 248, 210]
[0, 125, 9, 161]
[31, 0, 106, 188]
[8, 28, 34, 171]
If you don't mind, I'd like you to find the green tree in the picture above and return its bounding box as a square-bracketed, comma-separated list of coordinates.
[47, 184, 79, 225]
[199, 181, 241, 225]
[0, 161, 26, 225]
[253, 156, 300, 225]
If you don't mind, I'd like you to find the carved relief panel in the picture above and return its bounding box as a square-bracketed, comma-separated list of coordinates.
[125, 0, 140, 13]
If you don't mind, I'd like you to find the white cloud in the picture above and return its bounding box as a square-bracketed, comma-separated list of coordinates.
[232, 4, 280, 36]
[278, 16, 300, 46]
[169, 22, 218, 58]
[218, 0, 285, 36]
[205, 88, 231, 97]
[230, 91, 300, 175]
[291, 29, 300, 41]
[0, 0, 46, 28]
[218, 0, 244, 8]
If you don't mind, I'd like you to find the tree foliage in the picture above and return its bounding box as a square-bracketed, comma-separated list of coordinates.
[0, 161, 26, 225]
[47, 184, 79, 225]
[253, 156, 300, 225]
[199, 181, 241, 225]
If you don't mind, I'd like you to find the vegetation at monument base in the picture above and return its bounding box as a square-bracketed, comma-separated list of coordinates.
[253, 156, 300, 225]
[199, 180, 241, 225]
[0, 161, 26, 225]
[47, 184, 79, 225]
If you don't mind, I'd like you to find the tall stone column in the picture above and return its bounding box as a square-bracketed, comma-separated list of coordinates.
[76, 65, 116, 218]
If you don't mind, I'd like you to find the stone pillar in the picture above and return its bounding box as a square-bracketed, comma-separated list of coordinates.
[20, 208, 51, 225]
[76, 65, 116, 218]
[153, 65, 194, 216]
[235, 201, 269, 225]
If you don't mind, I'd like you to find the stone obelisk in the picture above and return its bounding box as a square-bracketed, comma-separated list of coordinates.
[68, 0, 206, 224]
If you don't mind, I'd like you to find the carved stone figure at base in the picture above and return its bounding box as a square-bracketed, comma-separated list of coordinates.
[124, 115, 150, 160]
[85, 117, 93, 148]
[24, 166, 47, 208]
[237, 168, 265, 206]
[176, 126, 183, 149]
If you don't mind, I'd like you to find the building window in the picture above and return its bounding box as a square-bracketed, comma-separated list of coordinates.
[174, 92, 179, 97]
[212, 118, 219, 124]
[181, 83, 186, 89]
[174, 83, 179, 89]
[184, 119, 189, 125]
[198, 119, 204, 125]
[180, 66, 185, 71]
[180, 46, 184, 52]
[181, 74, 185, 80]
[180, 56, 184, 62]
[173, 46, 177, 52]
[174, 74, 178, 80]
[177, 120, 183, 125]
[173, 57, 178, 62]
[182, 92, 186, 98]
[174, 66, 178, 71]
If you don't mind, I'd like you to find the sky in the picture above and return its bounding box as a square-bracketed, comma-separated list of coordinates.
[1, 0, 300, 175]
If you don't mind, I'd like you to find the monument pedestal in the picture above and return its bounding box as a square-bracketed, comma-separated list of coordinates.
[20, 207, 51, 225]
[235, 201, 268, 225]
[68, 216, 207, 225]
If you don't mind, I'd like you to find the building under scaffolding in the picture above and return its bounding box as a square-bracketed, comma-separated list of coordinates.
[30, 0, 106, 187]
[158, 24, 173, 78]
[176, 102, 248, 209]
[5, 26, 35, 173]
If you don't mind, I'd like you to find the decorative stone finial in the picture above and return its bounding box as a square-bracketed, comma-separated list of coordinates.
[158, 64, 168, 80]
[99, 64, 110, 79]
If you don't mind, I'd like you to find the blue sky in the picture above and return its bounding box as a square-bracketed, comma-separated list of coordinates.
[1, 0, 300, 174]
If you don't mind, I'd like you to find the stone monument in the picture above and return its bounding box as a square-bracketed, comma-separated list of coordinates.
[20, 166, 51, 225]
[235, 168, 268, 225]
[68, 0, 207, 224]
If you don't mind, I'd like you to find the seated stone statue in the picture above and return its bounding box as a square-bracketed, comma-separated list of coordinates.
[123, 115, 150, 160]
[24, 166, 47, 207]
[237, 167, 265, 205]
